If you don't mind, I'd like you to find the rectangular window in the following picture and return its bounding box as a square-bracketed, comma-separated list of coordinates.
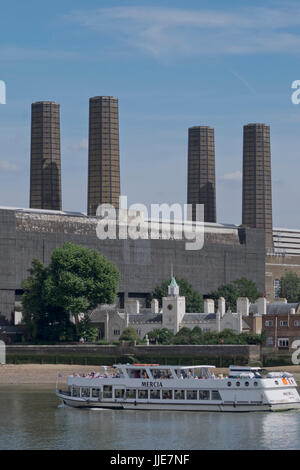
[265, 320, 273, 326]
[150, 390, 161, 400]
[278, 338, 289, 348]
[72, 387, 80, 397]
[126, 389, 136, 399]
[162, 390, 173, 399]
[174, 390, 185, 400]
[294, 321, 300, 326]
[211, 390, 222, 400]
[113, 329, 120, 336]
[280, 321, 288, 327]
[186, 390, 197, 400]
[92, 388, 100, 398]
[266, 337, 274, 346]
[274, 279, 280, 298]
[151, 369, 172, 379]
[114, 389, 125, 399]
[138, 389, 148, 399]
[199, 390, 210, 400]
[81, 388, 90, 398]
[103, 385, 112, 398]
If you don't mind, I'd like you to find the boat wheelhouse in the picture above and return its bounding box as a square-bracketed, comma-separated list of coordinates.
[55, 363, 300, 412]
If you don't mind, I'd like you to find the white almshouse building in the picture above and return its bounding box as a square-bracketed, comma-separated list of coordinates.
[89, 278, 250, 342]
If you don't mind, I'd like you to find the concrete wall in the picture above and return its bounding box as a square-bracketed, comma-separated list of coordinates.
[0, 208, 266, 322]
[6, 344, 261, 365]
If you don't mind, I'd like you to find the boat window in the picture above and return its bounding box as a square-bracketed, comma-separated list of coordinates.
[150, 369, 172, 379]
[115, 368, 124, 378]
[174, 390, 185, 400]
[81, 388, 90, 398]
[227, 382, 232, 387]
[211, 390, 221, 400]
[72, 387, 80, 397]
[103, 385, 113, 398]
[254, 382, 258, 387]
[126, 389, 136, 399]
[245, 382, 249, 387]
[92, 388, 100, 398]
[194, 367, 212, 379]
[126, 369, 143, 379]
[114, 389, 125, 399]
[199, 390, 210, 400]
[162, 390, 173, 400]
[140, 369, 149, 379]
[275, 380, 279, 385]
[138, 389, 148, 399]
[236, 382, 241, 387]
[150, 390, 161, 399]
[175, 369, 194, 379]
[187, 390, 197, 400]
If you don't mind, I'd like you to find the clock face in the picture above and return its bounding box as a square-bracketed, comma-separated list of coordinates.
[167, 304, 173, 310]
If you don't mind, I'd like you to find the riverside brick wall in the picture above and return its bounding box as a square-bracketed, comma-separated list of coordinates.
[6, 344, 261, 366]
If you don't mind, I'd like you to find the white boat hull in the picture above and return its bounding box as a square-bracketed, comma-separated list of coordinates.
[56, 392, 300, 412]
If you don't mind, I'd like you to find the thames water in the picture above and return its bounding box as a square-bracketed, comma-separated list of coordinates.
[0, 385, 300, 450]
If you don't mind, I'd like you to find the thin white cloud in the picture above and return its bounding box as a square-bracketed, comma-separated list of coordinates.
[70, 138, 88, 151]
[65, 4, 300, 58]
[221, 171, 242, 182]
[0, 45, 79, 61]
[0, 160, 19, 171]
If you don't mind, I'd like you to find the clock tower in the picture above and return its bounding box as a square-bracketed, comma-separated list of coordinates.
[162, 277, 186, 333]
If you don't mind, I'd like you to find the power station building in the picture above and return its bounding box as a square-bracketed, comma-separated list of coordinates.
[0, 206, 265, 326]
[0, 96, 299, 336]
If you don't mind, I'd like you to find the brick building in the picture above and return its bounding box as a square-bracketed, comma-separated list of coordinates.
[248, 301, 300, 350]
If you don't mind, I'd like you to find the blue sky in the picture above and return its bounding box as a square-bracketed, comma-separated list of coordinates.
[1, 0, 300, 227]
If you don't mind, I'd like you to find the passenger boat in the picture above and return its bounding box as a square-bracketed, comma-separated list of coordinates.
[55, 363, 300, 412]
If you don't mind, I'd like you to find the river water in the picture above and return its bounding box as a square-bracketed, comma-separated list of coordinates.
[0, 385, 300, 450]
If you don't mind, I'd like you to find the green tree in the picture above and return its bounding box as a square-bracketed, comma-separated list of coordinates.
[167, 325, 264, 345]
[208, 277, 260, 311]
[22, 259, 74, 342]
[279, 272, 300, 302]
[170, 326, 204, 345]
[147, 328, 175, 344]
[119, 326, 140, 342]
[45, 242, 120, 324]
[171, 327, 193, 345]
[233, 277, 260, 302]
[152, 278, 203, 312]
[77, 317, 99, 343]
[22, 243, 120, 342]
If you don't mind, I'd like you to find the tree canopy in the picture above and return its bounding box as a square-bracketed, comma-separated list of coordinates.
[279, 271, 300, 303]
[119, 326, 140, 342]
[146, 326, 264, 346]
[152, 278, 203, 312]
[22, 242, 120, 342]
[147, 328, 175, 344]
[208, 277, 260, 311]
